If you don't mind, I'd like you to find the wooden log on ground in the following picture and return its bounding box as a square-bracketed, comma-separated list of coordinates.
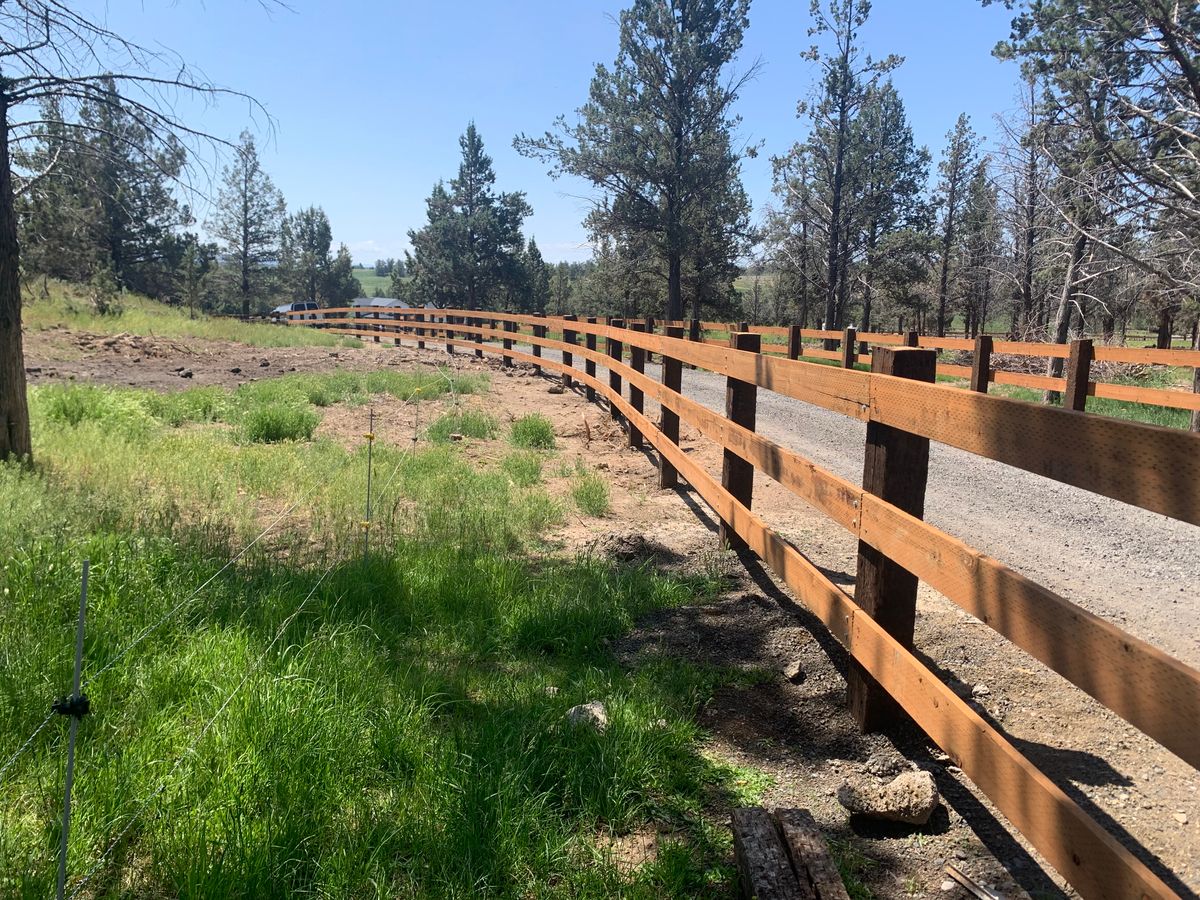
[774, 809, 851, 900]
[731, 808, 810, 900]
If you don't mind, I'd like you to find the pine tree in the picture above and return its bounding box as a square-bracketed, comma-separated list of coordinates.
[933, 114, 979, 336]
[407, 125, 529, 309]
[516, 0, 755, 321]
[322, 244, 361, 305]
[521, 238, 552, 313]
[279, 207, 333, 303]
[209, 130, 285, 318]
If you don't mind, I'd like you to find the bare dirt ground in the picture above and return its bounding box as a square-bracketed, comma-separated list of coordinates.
[24, 328, 1200, 899]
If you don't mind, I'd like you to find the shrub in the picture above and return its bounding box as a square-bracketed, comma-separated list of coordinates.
[241, 404, 319, 443]
[501, 451, 543, 487]
[427, 408, 497, 443]
[571, 468, 610, 516]
[510, 414, 556, 450]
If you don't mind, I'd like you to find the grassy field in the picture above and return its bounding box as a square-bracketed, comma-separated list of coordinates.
[352, 267, 400, 297]
[22, 282, 364, 350]
[1, 370, 763, 898]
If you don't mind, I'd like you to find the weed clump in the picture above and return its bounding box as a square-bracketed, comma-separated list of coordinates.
[427, 408, 497, 442]
[241, 404, 318, 443]
[510, 413, 556, 449]
[572, 466, 610, 516]
[502, 451, 543, 487]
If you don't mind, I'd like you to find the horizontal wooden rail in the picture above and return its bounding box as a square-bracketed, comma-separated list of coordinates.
[334, 320, 1177, 899]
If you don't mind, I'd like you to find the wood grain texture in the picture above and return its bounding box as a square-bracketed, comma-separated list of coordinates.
[732, 808, 808, 900]
[774, 809, 851, 900]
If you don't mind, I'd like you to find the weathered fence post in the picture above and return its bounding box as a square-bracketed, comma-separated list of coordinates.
[585, 317, 598, 401]
[788, 325, 802, 360]
[971, 335, 993, 393]
[720, 331, 761, 551]
[688, 318, 702, 370]
[841, 326, 857, 368]
[445, 315, 454, 355]
[532, 313, 545, 376]
[904, 331, 919, 348]
[645, 316, 656, 363]
[562, 314, 577, 388]
[474, 316, 484, 359]
[848, 346, 936, 733]
[607, 318, 625, 423]
[659, 326, 685, 489]
[1063, 338, 1093, 412]
[416, 312, 425, 350]
[502, 317, 515, 368]
[628, 322, 645, 448]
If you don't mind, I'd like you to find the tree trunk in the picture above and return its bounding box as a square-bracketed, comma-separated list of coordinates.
[1155, 307, 1173, 349]
[0, 93, 32, 462]
[668, 251, 682, 321]
[1044, 229, 1087, 403]
[1191, 323, 1200, 433]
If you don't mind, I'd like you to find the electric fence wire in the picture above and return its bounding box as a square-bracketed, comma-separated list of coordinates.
[0, 454, 357, 789]
[81, 453, 357, 691]
[64, 396, 426, 896]
[64, 549, 342, 900]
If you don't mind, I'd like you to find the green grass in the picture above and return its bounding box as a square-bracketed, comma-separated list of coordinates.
[572, 464, 612, 517]
[511, 413, 557, 450]
[351, 267, 393, 296]
[502, 451, 545, 487]
[22, 280, 362, 349]
[241, 404, 319, 443]
[1, 374, 760, 898]
[427, 408, 499, 443]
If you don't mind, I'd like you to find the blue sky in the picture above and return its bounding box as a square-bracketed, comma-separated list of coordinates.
[78, 0, 1023, 263]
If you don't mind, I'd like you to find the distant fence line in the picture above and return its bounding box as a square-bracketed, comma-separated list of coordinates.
[289, 307, 1199, 899]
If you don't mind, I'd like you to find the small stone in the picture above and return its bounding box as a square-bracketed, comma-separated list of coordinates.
[782, 660, 805, 684]
[953, 848, 968, 860]
[837, 770, 940, 825]
[1173, 812, 1188, 825]
[230, 367, 242, 374]
[179, 369, 193, 379]
[941, 879, 957, 892]
[565, 700, 608, 732]
[548, 384, 565, 394]
[259, 358, 270, 367]
[971, 684, 991, 698]
[544, 685, 559, 696]
[449, 433, 464, 442]
[862, 749, 906, 778]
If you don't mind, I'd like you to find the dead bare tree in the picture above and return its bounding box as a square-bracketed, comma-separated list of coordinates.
[0, 1, 272, 462]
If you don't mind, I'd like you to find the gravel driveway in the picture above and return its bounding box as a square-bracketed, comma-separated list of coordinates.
[541, 345, 1200, 667]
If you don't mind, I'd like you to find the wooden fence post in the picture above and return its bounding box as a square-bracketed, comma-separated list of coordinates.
[1063, 338, 1093, 412]
[971, 335, 993, 393]
[904, 331, 919, 348]
[788, 325, 802, 360]
[532, 313, 545, 375]
[645, 316, 656, 363]
[445, 315, 454, 355]
[659, 326, 684, 489]
[562, 314, 577, 388]
[848, 346, 936, 733]
[841, 326, 857, 368]
[416, 312, 425, 350]
[720, 331, 761, 551]
[474, 316, 484, 359]
[607, 318, 625, 423]
[628, 322, 646, 448]
[502, 317, 514, 368]
[585, 317, 598, 401]
[688, 318, 702, 370]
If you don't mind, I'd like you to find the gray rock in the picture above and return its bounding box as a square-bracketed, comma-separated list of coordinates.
[548, 384, 565, 394]
[837, 770, 940, 825]
[971, 683, 991, 698]
[862, 749, 907, 778]
[782, 660, 805, 683]
[565, 700, 608, 732]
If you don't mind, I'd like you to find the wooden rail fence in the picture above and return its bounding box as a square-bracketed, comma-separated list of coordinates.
[290, 307, 1200, 899]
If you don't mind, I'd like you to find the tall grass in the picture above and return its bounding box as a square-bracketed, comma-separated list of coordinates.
[0, 375, 752, 897]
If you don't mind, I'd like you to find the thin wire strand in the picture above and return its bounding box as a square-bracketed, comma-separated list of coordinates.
[83, 454, 355, 690]
[65, 555, 339, 900]
[0, 711, 56, 785]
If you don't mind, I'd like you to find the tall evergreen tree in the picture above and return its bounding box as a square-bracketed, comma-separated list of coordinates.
[516, 0, 755, 321]
[933, 114, 979, 336]
[322, 243, 361, 305]
[279, 207, 333, 303]
[209, 130, 286, 318]
[408, 125, 529, 309]
[521, 238, 552, 313]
